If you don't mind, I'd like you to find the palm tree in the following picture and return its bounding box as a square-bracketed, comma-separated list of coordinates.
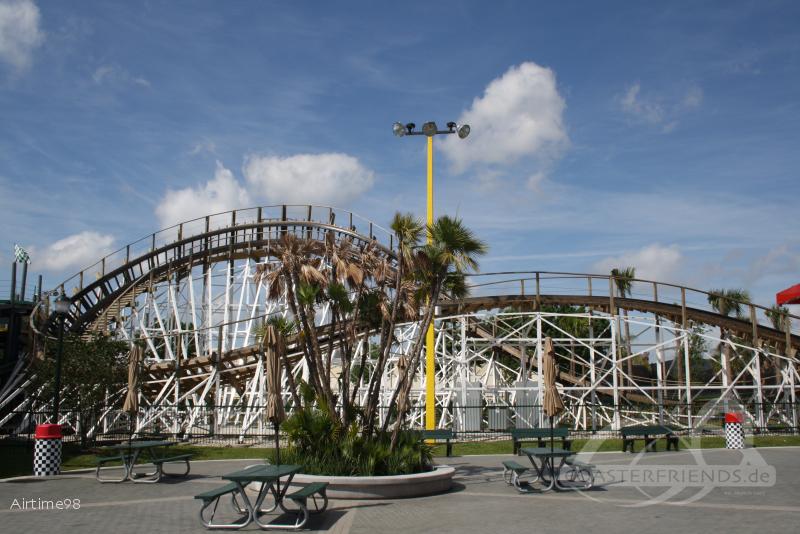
[766, 305, 790, 385]
[253, 233, 335, 414]
[707, 288, 751, 386]
[362, 213, 424, 435]
[385, 215, 487, 448]
[766, 305, 789, 333]
[611, 267, 636, 390]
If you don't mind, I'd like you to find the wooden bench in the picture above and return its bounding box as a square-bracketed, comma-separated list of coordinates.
[511, 428, 572, 455]
[621, 425, 679, 453]
[421, 429, 455, 457]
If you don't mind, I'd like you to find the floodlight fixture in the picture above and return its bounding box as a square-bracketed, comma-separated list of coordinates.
[422, 121, 437, 137]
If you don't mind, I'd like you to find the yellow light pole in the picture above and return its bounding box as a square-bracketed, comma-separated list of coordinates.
[393, 120, 471, 430]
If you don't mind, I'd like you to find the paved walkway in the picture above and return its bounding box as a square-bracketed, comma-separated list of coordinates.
[2, 447, 799, 533]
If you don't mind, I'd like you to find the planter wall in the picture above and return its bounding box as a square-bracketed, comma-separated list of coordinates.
[247, 465, 455, 500]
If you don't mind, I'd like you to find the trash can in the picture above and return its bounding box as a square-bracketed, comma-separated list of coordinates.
[33, 424, 62, 476]
[724, 412, 745, 449]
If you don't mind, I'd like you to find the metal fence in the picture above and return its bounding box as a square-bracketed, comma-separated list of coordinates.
[1, 402, 797, 446]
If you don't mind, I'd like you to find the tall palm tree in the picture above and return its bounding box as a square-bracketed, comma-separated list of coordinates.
[362, 213, 424, 435]
[253, 233, 335, 414]
[707, 288, 751, 386]
[766, 305, 790, 385]
[611, 267, 636, 390]
[766, 304, 789, 333]
[385, 215, 486, 448]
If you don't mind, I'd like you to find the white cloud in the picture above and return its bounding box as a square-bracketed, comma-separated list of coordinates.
[593, 244, 683, 283]
[31, 231, 116, 272]
[155, 162, 251, 228]
[526, 171, 547, 193]
[620, 83, 703, 131]
[620, 83, 665, 124]
[92, 64, 150, 88]
[440, 61, 568, 173]
[682, 86, 703, 109]
[0, 0, 44, 70]
[189, 139, 217, 156]
[243, 153, 374, 206]
[744, 243, 800, 286]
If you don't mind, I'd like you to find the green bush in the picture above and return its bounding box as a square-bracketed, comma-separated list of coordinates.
[280, 386, 432, 476]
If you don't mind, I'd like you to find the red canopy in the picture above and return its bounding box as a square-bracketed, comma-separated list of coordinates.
[777, 284, 800, 306]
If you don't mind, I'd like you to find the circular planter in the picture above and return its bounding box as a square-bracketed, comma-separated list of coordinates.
[249, 465, 455, 500]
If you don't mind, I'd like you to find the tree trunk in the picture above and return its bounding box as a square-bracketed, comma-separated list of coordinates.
[364, 260, 406, 436]
[284, 277, 336, 419]
[386, 280, 442, 449]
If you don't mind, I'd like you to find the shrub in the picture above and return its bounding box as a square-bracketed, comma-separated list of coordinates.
[279, 386, 432, 476]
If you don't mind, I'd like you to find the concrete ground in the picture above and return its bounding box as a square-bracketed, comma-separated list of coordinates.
[1, 447, 799, 533]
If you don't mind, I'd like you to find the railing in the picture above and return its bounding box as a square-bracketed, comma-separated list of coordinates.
[2, 402, 797, 445]
[462, 271, 800, 337]
[53, 204, 394, 298]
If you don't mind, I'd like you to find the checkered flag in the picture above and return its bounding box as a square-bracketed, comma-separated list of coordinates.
[14, 244, 30, 264]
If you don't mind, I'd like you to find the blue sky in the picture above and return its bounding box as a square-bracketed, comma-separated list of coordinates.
[1, 0, 798, 307]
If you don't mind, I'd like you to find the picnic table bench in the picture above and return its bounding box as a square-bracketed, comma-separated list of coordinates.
[421, 429, 455, 457]
[620, 425, 679, 453]
[511, 427, 572, 455]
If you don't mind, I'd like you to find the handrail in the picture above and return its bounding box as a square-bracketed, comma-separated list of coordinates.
[53, 204, 394, 297]
[462, 271, 800, 336]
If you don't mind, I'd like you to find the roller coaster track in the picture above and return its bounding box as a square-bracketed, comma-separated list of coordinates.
[444, 294, 800, 352]
[52, 205, 394, 334]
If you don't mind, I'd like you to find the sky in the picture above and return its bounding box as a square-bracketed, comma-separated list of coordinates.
[0, 0, 798, 309]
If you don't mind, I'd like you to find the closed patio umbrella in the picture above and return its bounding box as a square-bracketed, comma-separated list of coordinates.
[542, 337, 565, 455]
[122, 344, 143, 438]
[264, 324, 287, 465]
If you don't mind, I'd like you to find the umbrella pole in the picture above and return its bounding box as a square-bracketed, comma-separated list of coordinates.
[550, 415, 554, 482]
[274, 421, 281, 498]
[274, 421, 280, 466]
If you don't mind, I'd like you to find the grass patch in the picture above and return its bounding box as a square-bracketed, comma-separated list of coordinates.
[0, 443, 274, 479]
[432, 434, 800, 456]
[61, 444, 273, 472]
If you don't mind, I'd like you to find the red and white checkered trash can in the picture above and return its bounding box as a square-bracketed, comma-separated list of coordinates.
[724, 413, 745, 449]
[33, 424, 62, 476]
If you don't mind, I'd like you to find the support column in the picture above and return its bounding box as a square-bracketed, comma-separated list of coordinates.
[655, 316, 665, 425]
[751, 305, 765, 429]
[610, 318, 621, 430]
[536, 312, 543, 427]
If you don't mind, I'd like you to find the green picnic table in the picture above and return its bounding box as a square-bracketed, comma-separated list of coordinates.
[196, 464, 328, 530]
[95, 440, 192, 483]
[513, 447, 594, 492]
